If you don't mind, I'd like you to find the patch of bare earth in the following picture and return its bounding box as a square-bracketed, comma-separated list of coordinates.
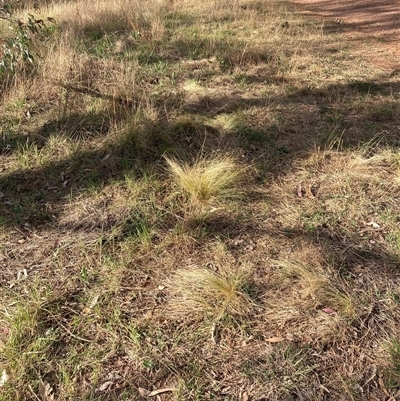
[290, 0, 400, 71]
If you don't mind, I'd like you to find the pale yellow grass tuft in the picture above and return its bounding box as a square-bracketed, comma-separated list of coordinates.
[207, 113, 243, 134]
[165, 154, 244, 206]
[280, 261, 356, 319]
[168, 265, 252, 322]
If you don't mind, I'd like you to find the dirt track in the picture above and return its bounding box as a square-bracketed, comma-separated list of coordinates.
[290, 0, 400, 70]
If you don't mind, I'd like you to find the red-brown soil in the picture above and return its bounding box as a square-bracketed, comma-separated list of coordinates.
[290, 0, 400, 71]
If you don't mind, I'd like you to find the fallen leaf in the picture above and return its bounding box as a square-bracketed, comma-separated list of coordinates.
[38, 380, 54, 401]
[103, 372, 122, 381]
[321, 307, 336, 314]
[101, 153, 111, 162]
[139, 387, 176, 397]
[96, 381, 113, 392]
[17, 269, 27, 280]
[88, 294, 100, 309]
[266, 336, 285, 343]
[297, 183, 303, 198]
[138, 387, 151, 397]
[0, 370, 9, 387]
[148, 387, 176, 397]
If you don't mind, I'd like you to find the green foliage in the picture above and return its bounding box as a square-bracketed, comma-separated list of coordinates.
[0, 1, 55, 74]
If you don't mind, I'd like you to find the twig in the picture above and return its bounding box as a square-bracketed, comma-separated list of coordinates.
[148, 387, 176, 397]
[364, 365, 377, 386]
[44, 309, 92, 343]
[27, 384, 41, 401]
[57, 320, 92, 343]
[211, 322, 216, 344]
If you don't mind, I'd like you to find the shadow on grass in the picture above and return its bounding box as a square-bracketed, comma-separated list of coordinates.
[282, 223, 400, 271]
[277, 222, 400, 343]
[289, 0, 400, 40]
[1, 112, 112, 157]
[0, 75, 400, 229]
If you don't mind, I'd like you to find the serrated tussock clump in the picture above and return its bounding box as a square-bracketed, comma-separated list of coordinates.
[165, 154, 244, 206]
[168, 266, 253, 322]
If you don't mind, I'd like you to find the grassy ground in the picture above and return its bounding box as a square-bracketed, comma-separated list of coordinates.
[1, 0, 400, 400]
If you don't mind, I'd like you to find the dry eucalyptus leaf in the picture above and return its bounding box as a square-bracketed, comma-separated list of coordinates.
[96, 381, 113, 392]
[88, 294, 100, 309]
[266, 336, 285, 343]
[148, 387, 176, 397]
[38, 380, 54, 401]
[17, 269, 28, 281]
[101, 153, 111, 162]
[297, 183, 303, 198]
[138, 387, 176, 397]
[103, 372, 122, 381]
[138, 387, 151, 397]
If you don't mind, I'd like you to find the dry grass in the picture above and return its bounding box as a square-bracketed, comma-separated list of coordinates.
[383, 338, 400, 391]
[165, 154, 244, 207]
[168, 263, 252, 323]
[279, 260, 356, 319]
[34, 0, 165, 38]
[1, 0, 400, 399]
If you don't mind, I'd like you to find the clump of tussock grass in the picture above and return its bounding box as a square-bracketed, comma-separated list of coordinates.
[167, 265, 253, 323]
[166, 115, 207, 150]
[165, 154, 245, 211]
[206, 112, 243, 134]
[119, 107, 170, 158]
[279, 261, 356, 319]
[15, 139, 49, 168]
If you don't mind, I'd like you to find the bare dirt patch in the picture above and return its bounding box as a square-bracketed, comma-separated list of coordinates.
[290, 0, 400, 70]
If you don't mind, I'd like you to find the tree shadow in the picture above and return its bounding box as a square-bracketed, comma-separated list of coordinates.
[1, 112, 112, 158]
[1, 2, 400, 234]
[1, 74, 400, 229]
[290, 0, 400, 40]
[277, 223, 400, 340]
